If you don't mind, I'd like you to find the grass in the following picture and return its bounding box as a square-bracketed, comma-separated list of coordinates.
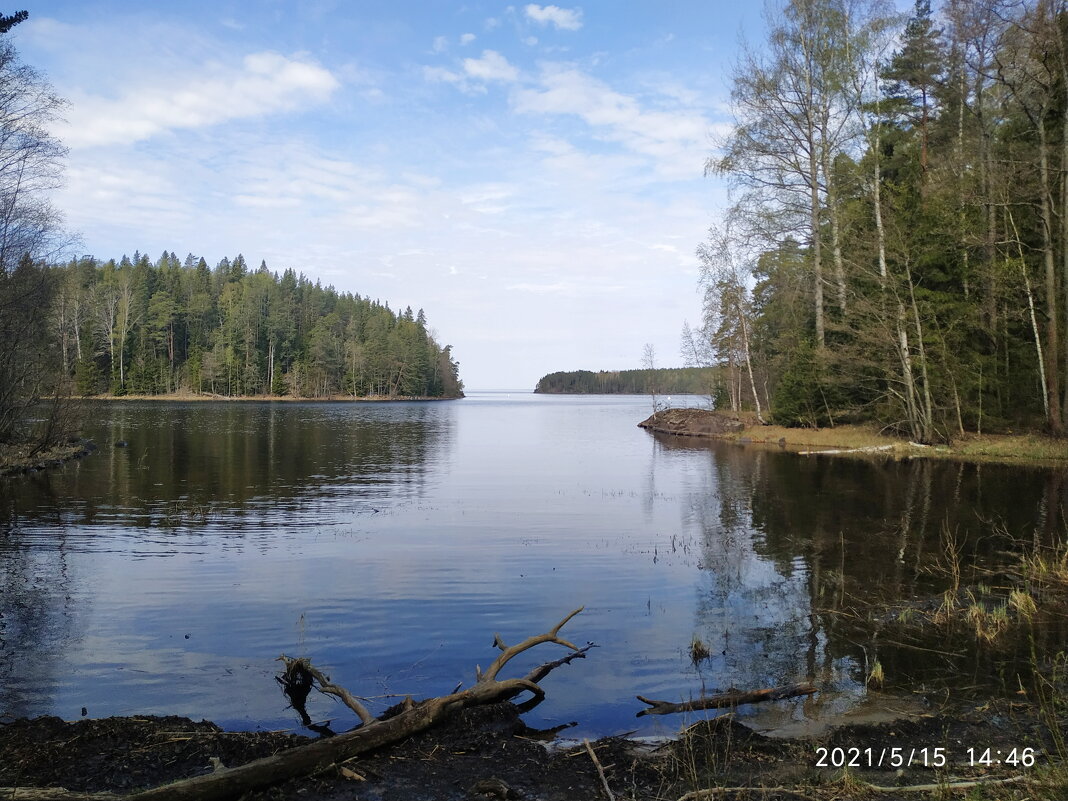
[865, 659, 884, 689]
[652, 408, 1068, 465]
[689, 635, 711, 665]
[734, 423, 1067, 464]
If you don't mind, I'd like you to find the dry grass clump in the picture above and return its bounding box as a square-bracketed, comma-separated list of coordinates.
[1018, 541, 1068, 596]
[689, 635, 711, 665]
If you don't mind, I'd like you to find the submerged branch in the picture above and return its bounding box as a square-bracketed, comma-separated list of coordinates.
[636, 683, 818, 717]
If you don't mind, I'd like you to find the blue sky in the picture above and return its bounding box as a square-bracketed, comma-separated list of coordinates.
[15, 1, 766, 389]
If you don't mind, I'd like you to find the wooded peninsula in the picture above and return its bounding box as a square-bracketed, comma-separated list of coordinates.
[686, 0, 1068, 443]
[26, 252, 464, 400]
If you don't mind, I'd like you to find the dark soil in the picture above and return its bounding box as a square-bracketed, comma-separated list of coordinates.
[0, 437, 97, 476]
[2, 698, 1064, 800]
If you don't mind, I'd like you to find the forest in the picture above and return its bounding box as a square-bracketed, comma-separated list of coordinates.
[534, 367, 719, 395]
[48, 252, 464, 400]
[692, 0, 1068, 441]
[0, 13, 463, 453]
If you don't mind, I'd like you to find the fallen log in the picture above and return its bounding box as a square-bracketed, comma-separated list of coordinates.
[3, 609, 592, 801]
[636, 682, 817, 717]
[797, 445, 894, 456]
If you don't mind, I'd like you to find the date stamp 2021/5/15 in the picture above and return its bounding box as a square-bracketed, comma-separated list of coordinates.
[815, 746, 1038, 769]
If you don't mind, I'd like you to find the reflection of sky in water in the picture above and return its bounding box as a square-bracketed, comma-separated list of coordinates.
[0, 394, 1063, 737]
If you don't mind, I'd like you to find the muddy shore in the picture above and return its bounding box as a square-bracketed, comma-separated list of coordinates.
[0, 438, 97, 477]
[1, 696, 1061, 800]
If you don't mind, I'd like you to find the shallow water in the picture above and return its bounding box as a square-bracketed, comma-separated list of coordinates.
[0, 393, 1064, 737]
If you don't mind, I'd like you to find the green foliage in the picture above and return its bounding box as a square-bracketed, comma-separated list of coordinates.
[534, 367, 720, 395]
[709, 0, 1068, 437]
[771, 343, 838, 428]
[43, 252, 463, 399]
[0, 10, 27, 34]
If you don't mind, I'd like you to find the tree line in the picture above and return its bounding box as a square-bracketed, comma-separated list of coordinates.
[691, 0, 1068, 441]
[534, 367, 719, 395]
[51, 252, 464, 400]
[0, 14, 463, 451]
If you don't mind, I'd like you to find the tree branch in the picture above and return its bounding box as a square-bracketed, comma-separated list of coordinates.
[636, 683, 817, 717]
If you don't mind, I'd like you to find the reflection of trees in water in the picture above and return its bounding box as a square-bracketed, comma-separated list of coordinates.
[652, 434, 1068, 696]
[655, 440, 825, 694]
[1, 402, 453, 530]
[0, 527, 79, 719]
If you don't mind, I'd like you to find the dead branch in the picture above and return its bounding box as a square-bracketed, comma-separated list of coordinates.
[275, 656, 375, 726]
[584, 739, 615, 801]
[524, 642, 596, 685]
[479, 606, 583, 683]
[636, 683, 817, 717]
[798, 445, 894, 455]
[0, 609, 590, 801]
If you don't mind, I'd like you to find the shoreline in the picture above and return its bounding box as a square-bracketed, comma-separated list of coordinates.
[73, 392, 464, 403]
[1, 693, 1058, 801]
[639, 408, 1068, 466]
[0, 438, 97, 477]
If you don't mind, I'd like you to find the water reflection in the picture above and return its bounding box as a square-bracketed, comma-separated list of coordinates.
[0, 396, 1064, 736]
[654, 432, 1068, 719]
[1, 401, 453, 531]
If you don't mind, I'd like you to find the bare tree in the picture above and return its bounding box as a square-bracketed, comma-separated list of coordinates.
[712, 0, 866, 351]
[0, 28, 71, 443]
[640, 343, 664, 419]
[698, 221, 767, 422]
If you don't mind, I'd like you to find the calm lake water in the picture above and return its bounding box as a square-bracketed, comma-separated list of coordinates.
[1, 393, 1065, 738]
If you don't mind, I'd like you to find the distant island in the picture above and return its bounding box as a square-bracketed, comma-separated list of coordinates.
[534, 367, 718, 395]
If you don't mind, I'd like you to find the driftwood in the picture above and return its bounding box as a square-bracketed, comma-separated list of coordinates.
[798, 445, 894, 456]
[636, 682, 817, 717]
[3, 609, 591, 801]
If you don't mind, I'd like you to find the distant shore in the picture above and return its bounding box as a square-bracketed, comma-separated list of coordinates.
[74, 392, 463, 402]
[639, 408, 1068, 466]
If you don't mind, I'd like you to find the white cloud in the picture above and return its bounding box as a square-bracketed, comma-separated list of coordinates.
[423, 65, 466, 86]
[524, 4, 583, 31]
[462, 50, 520, 83]
[460, 33, 476, 46]
[60, 51, 339, 148]
[513, 66, 713, 179]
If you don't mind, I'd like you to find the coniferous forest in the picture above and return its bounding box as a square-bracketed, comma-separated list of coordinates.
[51, 252, 464, 400]
[693, 0, 1068, 441]
[0, 13, 463, 452]
[534, 367, 719, 395]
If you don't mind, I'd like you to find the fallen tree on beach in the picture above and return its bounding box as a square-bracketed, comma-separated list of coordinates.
[2, 611, 833, 801]
[3, 609, 593, 801]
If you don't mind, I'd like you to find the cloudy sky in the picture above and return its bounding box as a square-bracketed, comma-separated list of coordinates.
[14, 1, 765, 390]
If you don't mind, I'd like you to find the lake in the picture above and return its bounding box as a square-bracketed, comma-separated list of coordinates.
[0, 393, 1064, 739]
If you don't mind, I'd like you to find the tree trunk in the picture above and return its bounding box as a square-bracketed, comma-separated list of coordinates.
[810, 146, 826, 351]
[1037, 123, 1064, 433]
[637, 683, 817, 717]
